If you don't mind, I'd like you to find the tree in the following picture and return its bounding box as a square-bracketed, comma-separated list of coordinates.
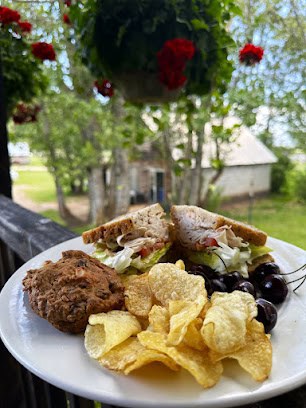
[228, 0, 306, 152]
[147, 93, 239, 207]
[0, 3, 52, 198]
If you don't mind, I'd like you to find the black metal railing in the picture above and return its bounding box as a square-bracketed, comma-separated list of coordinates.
[0, 195, 305, 408]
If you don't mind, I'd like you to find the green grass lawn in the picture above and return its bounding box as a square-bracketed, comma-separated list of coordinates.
[13, 169, 56, 202]
[29, 156, 45, 166]
[13, 165, 306, 249]
[40, 210, 92, 235]
[221, 196, 306, 250]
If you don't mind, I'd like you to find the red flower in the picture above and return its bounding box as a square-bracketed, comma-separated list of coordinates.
[18, 21, 32, 33]
[159, 71, 187, 90]
[64, 0, 72, 6]
[31, 42, 56, 61]
[239, 43, 264, 66]
[94, 79, 114, 97]
[157, 38, 195, 90]
[0, 6, 20, 25]
[13, 103, 41, 125]
[63, 14, 71, 25]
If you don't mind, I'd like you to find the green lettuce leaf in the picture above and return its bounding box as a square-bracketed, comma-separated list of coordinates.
[93, 247, 134, 273]
[249, 244, 273, 261]
[131, 243, 172, 272]
[186, 250, 220, 269]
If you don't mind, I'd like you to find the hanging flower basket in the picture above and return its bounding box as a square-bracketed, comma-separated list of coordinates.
[113, 71, 181, 104]
[70, 0, 239, 103]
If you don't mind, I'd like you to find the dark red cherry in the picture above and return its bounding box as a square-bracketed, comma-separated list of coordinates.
[222, 272, 245, 292]
[252, 262, 281, 283]
[256, 298, 278, 333]
[189, 264, 218, 280]
[210, 279, 228, 294]
[260, 274, 288, 304]
[232, 280, 256, 297]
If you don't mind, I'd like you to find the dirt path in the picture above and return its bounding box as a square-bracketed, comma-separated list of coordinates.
[13, 184, 90, 224]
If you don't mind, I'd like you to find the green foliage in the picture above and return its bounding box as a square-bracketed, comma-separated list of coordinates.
[11, 92, 114, 192]
[221, 196, 306, 249]
[284, 166, 306, 203]
[70, 0, 240, 97]
[228, 0, 306, 151]
[0, 25, 48, 115]
[270, 147, 293, 193]
[11, 92, 151, 193]
[205, 184, 223, 212]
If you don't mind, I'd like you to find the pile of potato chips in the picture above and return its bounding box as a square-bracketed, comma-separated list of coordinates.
[84, 261, 272, 388]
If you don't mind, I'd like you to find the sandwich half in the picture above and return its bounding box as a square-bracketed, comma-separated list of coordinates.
[171, 205, 273, 277]
[82, 204, 171, 273]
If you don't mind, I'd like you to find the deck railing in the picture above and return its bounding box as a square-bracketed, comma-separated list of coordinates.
[0, 194, 305, 408]
[0, 195, 116, 408]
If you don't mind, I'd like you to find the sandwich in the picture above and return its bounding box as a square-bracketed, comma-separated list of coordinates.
[82, 204, 171, 273]
[170, 205, 273, 277]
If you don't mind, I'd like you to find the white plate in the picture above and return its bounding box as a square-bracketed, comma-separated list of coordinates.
[0, 237, 306, 408]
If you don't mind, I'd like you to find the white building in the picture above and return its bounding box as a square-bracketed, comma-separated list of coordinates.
[129, 119, 277, 203]
[200, 121, 278, 198]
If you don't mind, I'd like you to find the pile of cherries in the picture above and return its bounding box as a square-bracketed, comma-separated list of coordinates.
[189, 262, 289, 334]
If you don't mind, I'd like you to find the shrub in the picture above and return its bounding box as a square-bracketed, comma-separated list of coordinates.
[271, 147, 293, 193]
[284, 166, 306, 203]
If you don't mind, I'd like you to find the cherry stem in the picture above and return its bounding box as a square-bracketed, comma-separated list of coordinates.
[279, 264, 306, 275]
[293, 275, 306, 293]
[211, 250, 229, 273]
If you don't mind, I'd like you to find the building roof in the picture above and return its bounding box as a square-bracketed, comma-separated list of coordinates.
[201, 119, 277, 168]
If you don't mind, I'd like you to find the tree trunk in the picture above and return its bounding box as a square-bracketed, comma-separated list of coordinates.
[41, 107, 75, 221]
[54, 176, 71, 219]
[0, 51, 12, 198]
[177, 130, 193, 204]
[162, 129, 176, 204]
[108, 148, 130, 218]
[88, 167, 105, 225]
[189, 130, 205, 205]
[107, 96, 130, 218]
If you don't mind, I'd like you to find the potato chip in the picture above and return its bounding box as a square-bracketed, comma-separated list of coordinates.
[124, 349, 180, 374]
[210, 319, 272, 382]
[85, 310, 141, 359]
[183, 317, 207, 351]
[199, 301, 211, 319]
[201, 291, 257, 354]
[148, 263, 207, 306]
[167, 297, 205, 346]
[99, 337, 144, 371]
[148, 305, 170, 334]
[124, 272, 154, 318]
[138, 331, 223, 388]
[175, 259, 185, 270]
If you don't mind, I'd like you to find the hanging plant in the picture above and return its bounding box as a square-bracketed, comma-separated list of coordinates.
[12, 103, 41, 125]
[31, 42, 56, 61]
[0, 5, 55, 116]
[157, 38, 196, 90]
[69, 0, 240, 103]
[239, 43, 264, 66]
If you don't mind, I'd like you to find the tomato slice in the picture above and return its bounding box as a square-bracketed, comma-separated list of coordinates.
[139, 242, 165, 258]
[139, 247, 151, 258]
[203, 237, 218, 247]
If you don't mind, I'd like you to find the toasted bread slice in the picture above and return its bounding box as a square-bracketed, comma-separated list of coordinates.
[171, 205, 267, 248]
[82, 203, 168, 244]
[248, 254, 274, 273]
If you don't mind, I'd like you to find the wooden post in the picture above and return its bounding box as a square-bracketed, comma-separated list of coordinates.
[0, 51, 12, 198]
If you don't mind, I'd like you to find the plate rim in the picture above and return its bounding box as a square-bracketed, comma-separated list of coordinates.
[0, 236, 306, 408]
